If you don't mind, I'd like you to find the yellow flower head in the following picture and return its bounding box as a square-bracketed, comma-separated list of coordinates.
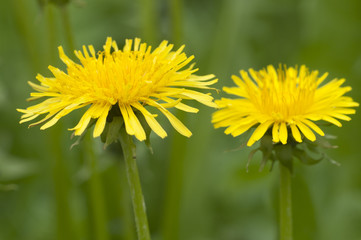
[18, 37, 217, 141]
[212, 65, 358, 146]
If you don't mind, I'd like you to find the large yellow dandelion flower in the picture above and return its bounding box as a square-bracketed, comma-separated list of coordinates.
[18, 37, 217, 141]
[212, 65, 358, 146]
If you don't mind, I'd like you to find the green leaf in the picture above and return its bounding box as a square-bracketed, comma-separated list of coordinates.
[104, 117, 123, 149]
[274, 144, 293, 172]
[70, 119, 96, 149]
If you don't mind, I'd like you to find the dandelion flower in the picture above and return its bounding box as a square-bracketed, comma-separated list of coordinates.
[18, 37, 217, 141]
[212, 65, 358, 146]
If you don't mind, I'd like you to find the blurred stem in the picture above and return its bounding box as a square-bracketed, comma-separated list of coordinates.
[44, 2, 77, 239]
[162, 112, 186, 240]
[60, 4, 75, 52]
[162, 2, 184, 239]
[84, 134, 109, 240]
[139, 0, 156, 44]
[50, 127, 77, 240]
[119, 128, 151, 240]
[45, 3, 57, 64]
[279, 163, 293, 240]
[12, 0, 42, 72]
[170, 0, 183, 46]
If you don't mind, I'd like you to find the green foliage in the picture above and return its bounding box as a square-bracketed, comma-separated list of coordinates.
[1, 0, 361, 239]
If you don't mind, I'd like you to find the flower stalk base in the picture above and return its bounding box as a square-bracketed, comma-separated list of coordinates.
[279, 162, 293, 240]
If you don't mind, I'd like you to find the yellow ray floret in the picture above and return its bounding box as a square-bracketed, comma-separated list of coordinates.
[18, 37, 218, 141]
[212, 65, 358, 146]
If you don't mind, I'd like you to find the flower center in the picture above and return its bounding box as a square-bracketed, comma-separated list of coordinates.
[254, 68, 317, 121]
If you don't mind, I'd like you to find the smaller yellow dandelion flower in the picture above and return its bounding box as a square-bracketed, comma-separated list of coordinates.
[212, 65, 358, 146]
[18, 37, 217, 141]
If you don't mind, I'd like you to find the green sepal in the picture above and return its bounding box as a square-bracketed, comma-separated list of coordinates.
[247, 129, 339, 172]
[50, 0, 70, 6]
[293, 147, 323, 165]
[37, 0, 70, 8]
[259, 135, 276, 171]
[274, 144, 293, 172]
[70, 118, 96, 149]
[37, 0, 47, 9]
[101, 116, 124, 149]
[247, 134, 277, 172]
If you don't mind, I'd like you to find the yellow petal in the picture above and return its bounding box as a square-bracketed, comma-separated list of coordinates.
[247, 120, 273, 146]
[290, 124, 302, 142]
[19, 114, 40, 124]
[119, 104, 134, 136]
[230, 120, 257, 137]
[272, 122, 280, 143]
[70, 106, 95, 135]
[330, 113, 351, 121]
[93, 104, 111, 137]
[224, 117, 254, 135]
[125, 105, 146, 141]
[132, 102, 167, 139]
[322, 116, 342, 127]
[301, 119, 324, 136]
[279, 122, 288, 144]
[296, 121, 316, 142]
[175, 102, 199, 113]
[178, 89, 217, 108]
[29, 112, 58, 128]
[159, 108, 191, 137]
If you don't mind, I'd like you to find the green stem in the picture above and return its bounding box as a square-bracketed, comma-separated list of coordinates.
[43, 3, 77, 239]
[162, 112, 186, 240]
[170, 0, 183, 46]
[49, 126, 77, 240]
[84, 134, 109, 240]
[119, 128, 151, 240]
[45, 3, 57, 64]
[139, 0, 156, 44]
[60, 5, 75, 52]
[12, 0, 42, 72]
[279, 163, 293, 240]
[162, 2, 184, 238]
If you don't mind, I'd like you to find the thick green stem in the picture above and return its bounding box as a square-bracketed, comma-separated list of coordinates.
[119, 128, 151, 240]
[279, 163, 293, 240]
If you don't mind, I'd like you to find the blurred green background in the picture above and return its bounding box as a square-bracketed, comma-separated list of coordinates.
[1, 0, 361, 239]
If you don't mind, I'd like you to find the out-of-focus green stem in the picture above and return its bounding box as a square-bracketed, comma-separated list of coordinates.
[50, 126, 77, 240]
[279, 163, 293, 240]
[139, 0, 156, 44]
[119, 128, 151, 240]
[162, 126, 186, 240]
[162, 1, 184, 239]
[84, 134, 110, 240]
[45, 3, 57, 64]
[12, 0, 42, 72]
[43, 2, 77, 240]
[60, 5, 75, 52]
[170, 0, 183, 46]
